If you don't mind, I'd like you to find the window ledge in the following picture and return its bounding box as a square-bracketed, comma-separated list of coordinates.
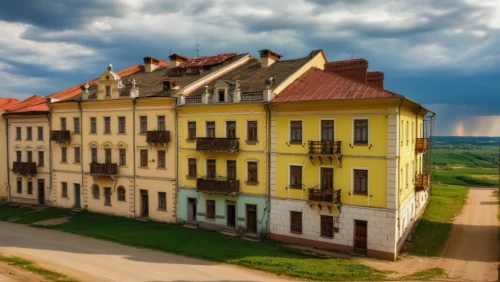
[245, 140, 259, 145]
[289, 185, 302, 190]
[89, 133, 97, 135]
[61, 196, 69, 199]
[103, 133, 111, 135]
[72, 133, 80, 135]
[138, 166, 149, 169]
[117, 133, 127, 135]
[320, 235, 334, 239]
[353, 142, 368, 146]
[245, 181, 259, 186]
[156, 167, 167, 170]
[205, 217, 216, 221]
[353, 192, 368, 196]
[60, 162, 68, 164]
[289, 141, 302, 145]
[73, 162, 80, 165]
[157, 208, 167, 212]
[290, 231, 302, 235]
[186, 176, 197, 180]
[104, 204, 112, 207]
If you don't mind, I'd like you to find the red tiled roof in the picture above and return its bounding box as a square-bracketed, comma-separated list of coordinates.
[0, 98, 20, 111]
[7, 95, 48, 113]
[271, 68, 401, 103]
[47, 64, 145, 101]
[173, 53, 237, 69]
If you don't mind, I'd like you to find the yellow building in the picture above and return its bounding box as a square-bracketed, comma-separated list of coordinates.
[176, 49, 327, 237]
[268, 59, 433, 260]
[0, 98, 19, 200]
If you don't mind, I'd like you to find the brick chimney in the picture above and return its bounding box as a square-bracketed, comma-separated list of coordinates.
[367, 71, 384, 89]
[325, 58, 369, 84]
[259, 49, 282, 68]
[169, 53, 189, 68]
[143, 57, 161, 73]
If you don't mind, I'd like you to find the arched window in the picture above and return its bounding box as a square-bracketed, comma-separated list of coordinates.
[92, 185, 100, 199]
[117, 186, 126, 202]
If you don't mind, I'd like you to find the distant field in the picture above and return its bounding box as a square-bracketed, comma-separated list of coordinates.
[432, 168, 499, 187]
[432, 146, 499, 168]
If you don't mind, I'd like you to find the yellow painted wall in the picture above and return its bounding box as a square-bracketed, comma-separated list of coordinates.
[177, 103, 268, 195]
[0, 112, 8, 198]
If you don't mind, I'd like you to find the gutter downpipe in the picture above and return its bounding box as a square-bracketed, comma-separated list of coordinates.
[47, 110, 52, 206]
[265, 102, 271, 238]
[3, 115, 10, 202]
[78, 101, 84, 209]
[174, 98, 179, 224]
[133, 98, 137, 218]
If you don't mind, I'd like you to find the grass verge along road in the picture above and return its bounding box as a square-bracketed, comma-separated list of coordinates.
[0, 254, 77, 282]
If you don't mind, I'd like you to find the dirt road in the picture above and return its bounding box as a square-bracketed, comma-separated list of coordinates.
[438, 188, 499, 281]
[0, 222, 291, 282]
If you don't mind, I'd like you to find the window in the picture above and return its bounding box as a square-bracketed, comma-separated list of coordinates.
[218, 89, 225, 102]
[321, 120, 334, 141]
[140, 116, 147, 133]
[104, 117, 111, 134]
[207, 159, 216, 179]
[247, 121, 257, 141]
[61, 118, 66, 131]
[158, 150, 166, 168]
[61, 147, 67, 163]
[26, 127, 32, 140]
[406, 163, 409, 188]
[91, 148, 98, 163]
[119, 149, 126, 166]
[105, 86, 111, 96]
[400, 120, 404, 146]
[92, 185, 100, 199]
[17, 179, 22, 193]
[37, 126, 43, 140]
[320, 168, 333, 189]
[289, 166, 302, 188]
[406, 121, 409, 145]
[27, 181, 33, 195]
[157, 116, 166, 131]
[353, 169, 368, 195]
[354, 119, 368, 144]
[206, 200, 215, 219]
[188, 158, 197, 177]
[104, 187, 111, 206]
[27, 151, 32, 162]
[411, 122, 414, 144]
[290, 121, 302, 142]
[61, 182, 68, 197]
[16, 127, 21, 140]
[74, 117, 80, 134]
[90, 117, 97, 133]
[226, 121, 236, 138]
[38, 151, 44, 167]
[140, 150, 148, 167]
[227, 160, 236, 181]
[158, 192, 166, 210]
[117, 187, 126, 201]
[188, 122, 196, 139]
[290, 211, 302, 233]
[16, 151, 21, 162]
[105, 148, 112, 164]
[320, 215, 334, 238]
[118, 117, 126, 133]
[247, 162, 258, 183]
[206, 122, 215, 138]
[74, 147, 80, 163]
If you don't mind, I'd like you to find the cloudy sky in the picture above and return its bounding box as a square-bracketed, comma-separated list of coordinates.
[0, 0, 499, 136]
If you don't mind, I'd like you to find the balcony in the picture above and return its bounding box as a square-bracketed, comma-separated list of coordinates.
[13, 162, 37, 175]
[50, 130, 71, 142]
[416, 138, 429, 153]
[415, 174, 430, 192]
[307, 141, 342, 167]
[196, 138, 239, 153]
[197, 178, 240, 195]
[308, 187, 341, 205]
[146, 131, 170, 144]
[89, 163, 117, 175]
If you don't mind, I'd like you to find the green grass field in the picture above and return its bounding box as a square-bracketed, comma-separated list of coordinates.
[0, 255, 77, 282]
[432, 146, 499, 168]
[432, 168, 499, 187]
[406, 184, 468, 256]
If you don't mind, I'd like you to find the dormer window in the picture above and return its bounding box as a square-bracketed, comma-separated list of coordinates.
[105, 86, 111, 97]
[218, 89, 225, 102]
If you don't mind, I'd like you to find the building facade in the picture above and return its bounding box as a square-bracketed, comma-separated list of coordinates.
[0, 98, 19, 200]
[268, 60, 433, 260]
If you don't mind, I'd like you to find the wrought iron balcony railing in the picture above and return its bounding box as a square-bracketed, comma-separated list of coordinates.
[197, 178, 240, 194]
[146, 130, 170, 143]
[13, 162, 37, 175]
[308, 141, 342, 155]
[416, 138, 429, 153]
[196, 138, 239, 152]
[50, 130, 71, 142]
[89, 163, 117, 175]
[308, 187, 341, 204]
[415, 174, 430, 192]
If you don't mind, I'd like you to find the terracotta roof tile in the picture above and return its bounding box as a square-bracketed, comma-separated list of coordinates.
[0, 98, 20, 111]
[7, 95, 48, 113]
[271, 68, 401, 103]
[173, 53, 237, 69]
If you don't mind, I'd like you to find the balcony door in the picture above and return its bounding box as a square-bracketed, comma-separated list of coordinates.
[227, 160, 236, 181]
[105, 149, 112, 164]
[226, 121, 236, 139]
[206, 122, 215, 138]
[320, 167, 333, 190]
[321, 120, 334, 141]
[207, 160, 216, 179]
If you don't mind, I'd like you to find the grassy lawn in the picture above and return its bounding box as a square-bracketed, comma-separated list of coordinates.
[432, 168, 499, 187]
[0, 205, 30, 220]
[432, 146, 499, 168]
[396, 267, 446, 281]
[13, 207, 73, 224]
[406, 184, 468, 256]
[0, 255, 77, 282]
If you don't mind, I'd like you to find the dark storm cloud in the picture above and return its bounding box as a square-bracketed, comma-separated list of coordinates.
[0, 0, 127, 30]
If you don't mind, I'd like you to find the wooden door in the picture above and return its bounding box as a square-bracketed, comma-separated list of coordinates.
[141, 190, 149, 218]
[246, 205, 257, 234]
[226, 202, 236, 229]
[355, 220, 367, 250]
[37, 179, 45, 205]
[187, 198, 197, 222]
[74, 184, 81, 208]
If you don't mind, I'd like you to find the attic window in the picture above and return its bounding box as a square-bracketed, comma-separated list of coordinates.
[218, 89, 225, 102]
[105, 86, 111, 96]
[106, 76, 110, 80]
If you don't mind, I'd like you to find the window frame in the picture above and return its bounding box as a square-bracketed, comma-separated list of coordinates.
[105, 85, 111, 97]
[187, 122, 196, 140]
[118, 116, 126, 134]
[247, 121, 258, 142]
[61, 182, 68, 198]
[16, 179, 22, 193]
[15, 127, 21, 140]
[157, 116, 166, 131]
[27, 181, 33, 195]
[74, 147, 80, 164]
[188, 158, 197, 178]
[353, 169, 368, 195]
[60, 118, 66, 131]
[16, 151, 21, 162]
[74, 117, 80, 134]
[158, 192, 166, 210]
[61, 147, 67, 163]
[117, 187, 126, 202]
[157, 150, 166, 168]
[26, 127, 32, 140]
[27, 151, 32, 163]
[90, 117, 97, 134]
[38, 151, 44, 167]
[37, 126, 43, 140]
[206, 121, 215, 138]
[290, 211, 302, 234]
[105, 148, 112, 164]
[226, 160, 237, 181]
[206, 159, 216, 179]
[206, 200, 215, 220]
[91, 147, 98, 163]
[289, 120, 302, 143]
[226, 121, 236, 139]
[320, 215, 334, 238]
[104, 117, 111, 134]
[289, 165, 302, 189]
[92, 185, 100, 199]
[119, 149, 126, 166]
[140, 116, 147, 134]
[247, 161, 258, 184]
[104, 187, 111, 206]
[353, 119, 369, 145]
[140, 149, 148, 167]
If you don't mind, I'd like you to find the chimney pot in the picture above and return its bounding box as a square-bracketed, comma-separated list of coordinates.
[325, 58, 369, 84]
[169, 53, 189, 68]
[143, 56, 161, 72]
[367, 71, 384, 89]
[259, 49, 282, 68]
